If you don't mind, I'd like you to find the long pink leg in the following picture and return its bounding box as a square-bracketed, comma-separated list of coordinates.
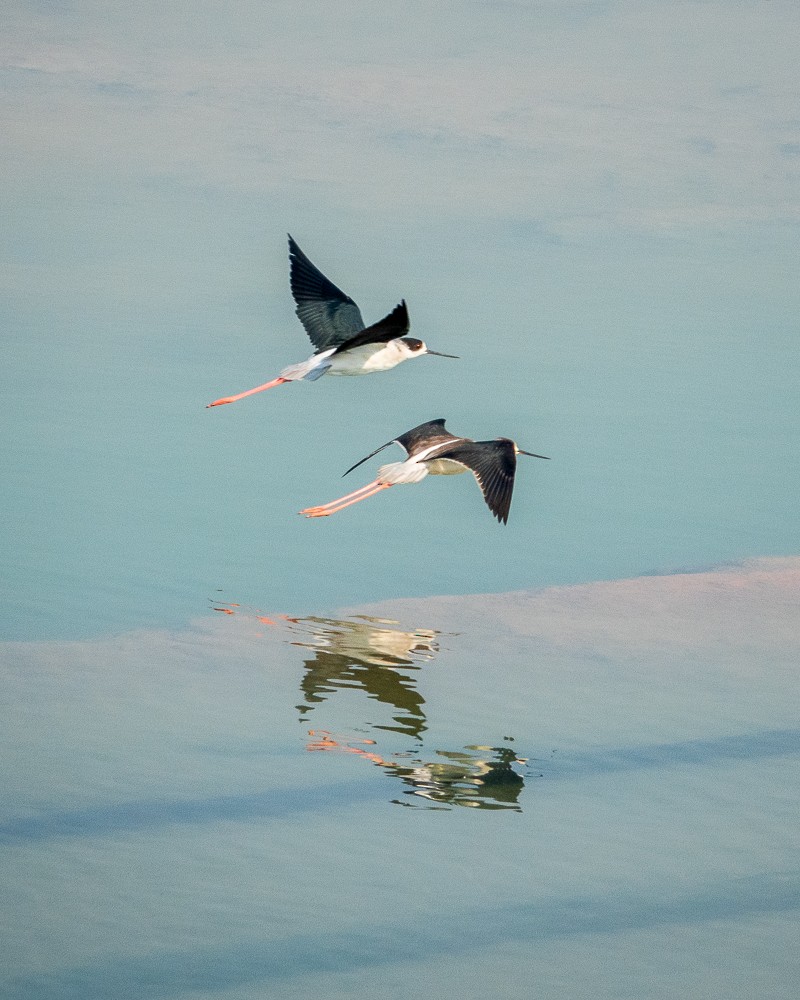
[300, 481, 392, 517]
[206, 377, 288, 408]
[304, 483, 392, 517]
[301, 480, 383, 513]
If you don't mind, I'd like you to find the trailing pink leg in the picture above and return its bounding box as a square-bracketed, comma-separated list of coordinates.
[206, 377, 288, 407]
[300, 481, 392, 517]
[301, 480, 383, 513]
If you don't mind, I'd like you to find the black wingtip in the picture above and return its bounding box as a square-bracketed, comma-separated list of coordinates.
[341, 438, 395, 478]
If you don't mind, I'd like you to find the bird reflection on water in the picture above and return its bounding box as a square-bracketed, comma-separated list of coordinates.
[307, 733, 526, 810]
[291, 615, 437, 739]
[387, 745, 525, 810]
[211, 605, 529, 810]
[290, 615, 528, 811]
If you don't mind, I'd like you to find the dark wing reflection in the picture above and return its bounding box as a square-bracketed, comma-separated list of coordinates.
[307, 736, 527, 811]
[291, 616, 438, 740]
[386, 745, 525, 810]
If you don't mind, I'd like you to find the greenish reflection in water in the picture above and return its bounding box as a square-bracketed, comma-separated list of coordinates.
[290, 614, 437, 738]
[210, 605, 529, 810]
[286, 614, 527, 810]
[383, 745, 526, 810]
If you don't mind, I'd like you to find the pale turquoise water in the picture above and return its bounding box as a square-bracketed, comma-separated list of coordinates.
[3, 215, 799, 641]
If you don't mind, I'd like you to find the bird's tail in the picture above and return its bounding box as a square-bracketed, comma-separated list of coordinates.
[280, 347, 336, 382]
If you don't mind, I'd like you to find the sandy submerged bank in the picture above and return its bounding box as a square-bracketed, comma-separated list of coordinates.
[346, 556, 800, 662]
[3, 556, 798, 666]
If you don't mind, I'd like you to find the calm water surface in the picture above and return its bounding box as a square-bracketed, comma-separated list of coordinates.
[2, 561, 798, 998]
[4, 5, 800, 995]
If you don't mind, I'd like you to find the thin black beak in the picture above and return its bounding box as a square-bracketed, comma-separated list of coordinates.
[518, 450, 550, 460]
[426, 350, 459, 358]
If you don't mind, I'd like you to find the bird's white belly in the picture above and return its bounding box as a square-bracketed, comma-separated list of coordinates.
[425, 458, 468, 476]
[328, 342, 405, 375]
[375, 457, 467, 485]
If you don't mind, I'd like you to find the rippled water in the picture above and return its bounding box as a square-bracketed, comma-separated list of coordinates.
[3, 560, 798, 998]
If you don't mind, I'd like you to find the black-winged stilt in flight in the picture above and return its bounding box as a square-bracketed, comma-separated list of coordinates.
[206, 236, 457, 407]
[300, 419, 549, 524]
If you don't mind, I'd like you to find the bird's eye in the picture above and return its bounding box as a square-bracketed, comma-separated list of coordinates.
[401, 337, 424, 352]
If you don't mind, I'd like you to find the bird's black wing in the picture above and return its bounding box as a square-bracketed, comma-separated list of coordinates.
[342, 419, 461, 477]
[334, 301, 410, 353]
[394, 419, 461, 457]
[288, 235, 366, 351]
[433, 439, 518, 524]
